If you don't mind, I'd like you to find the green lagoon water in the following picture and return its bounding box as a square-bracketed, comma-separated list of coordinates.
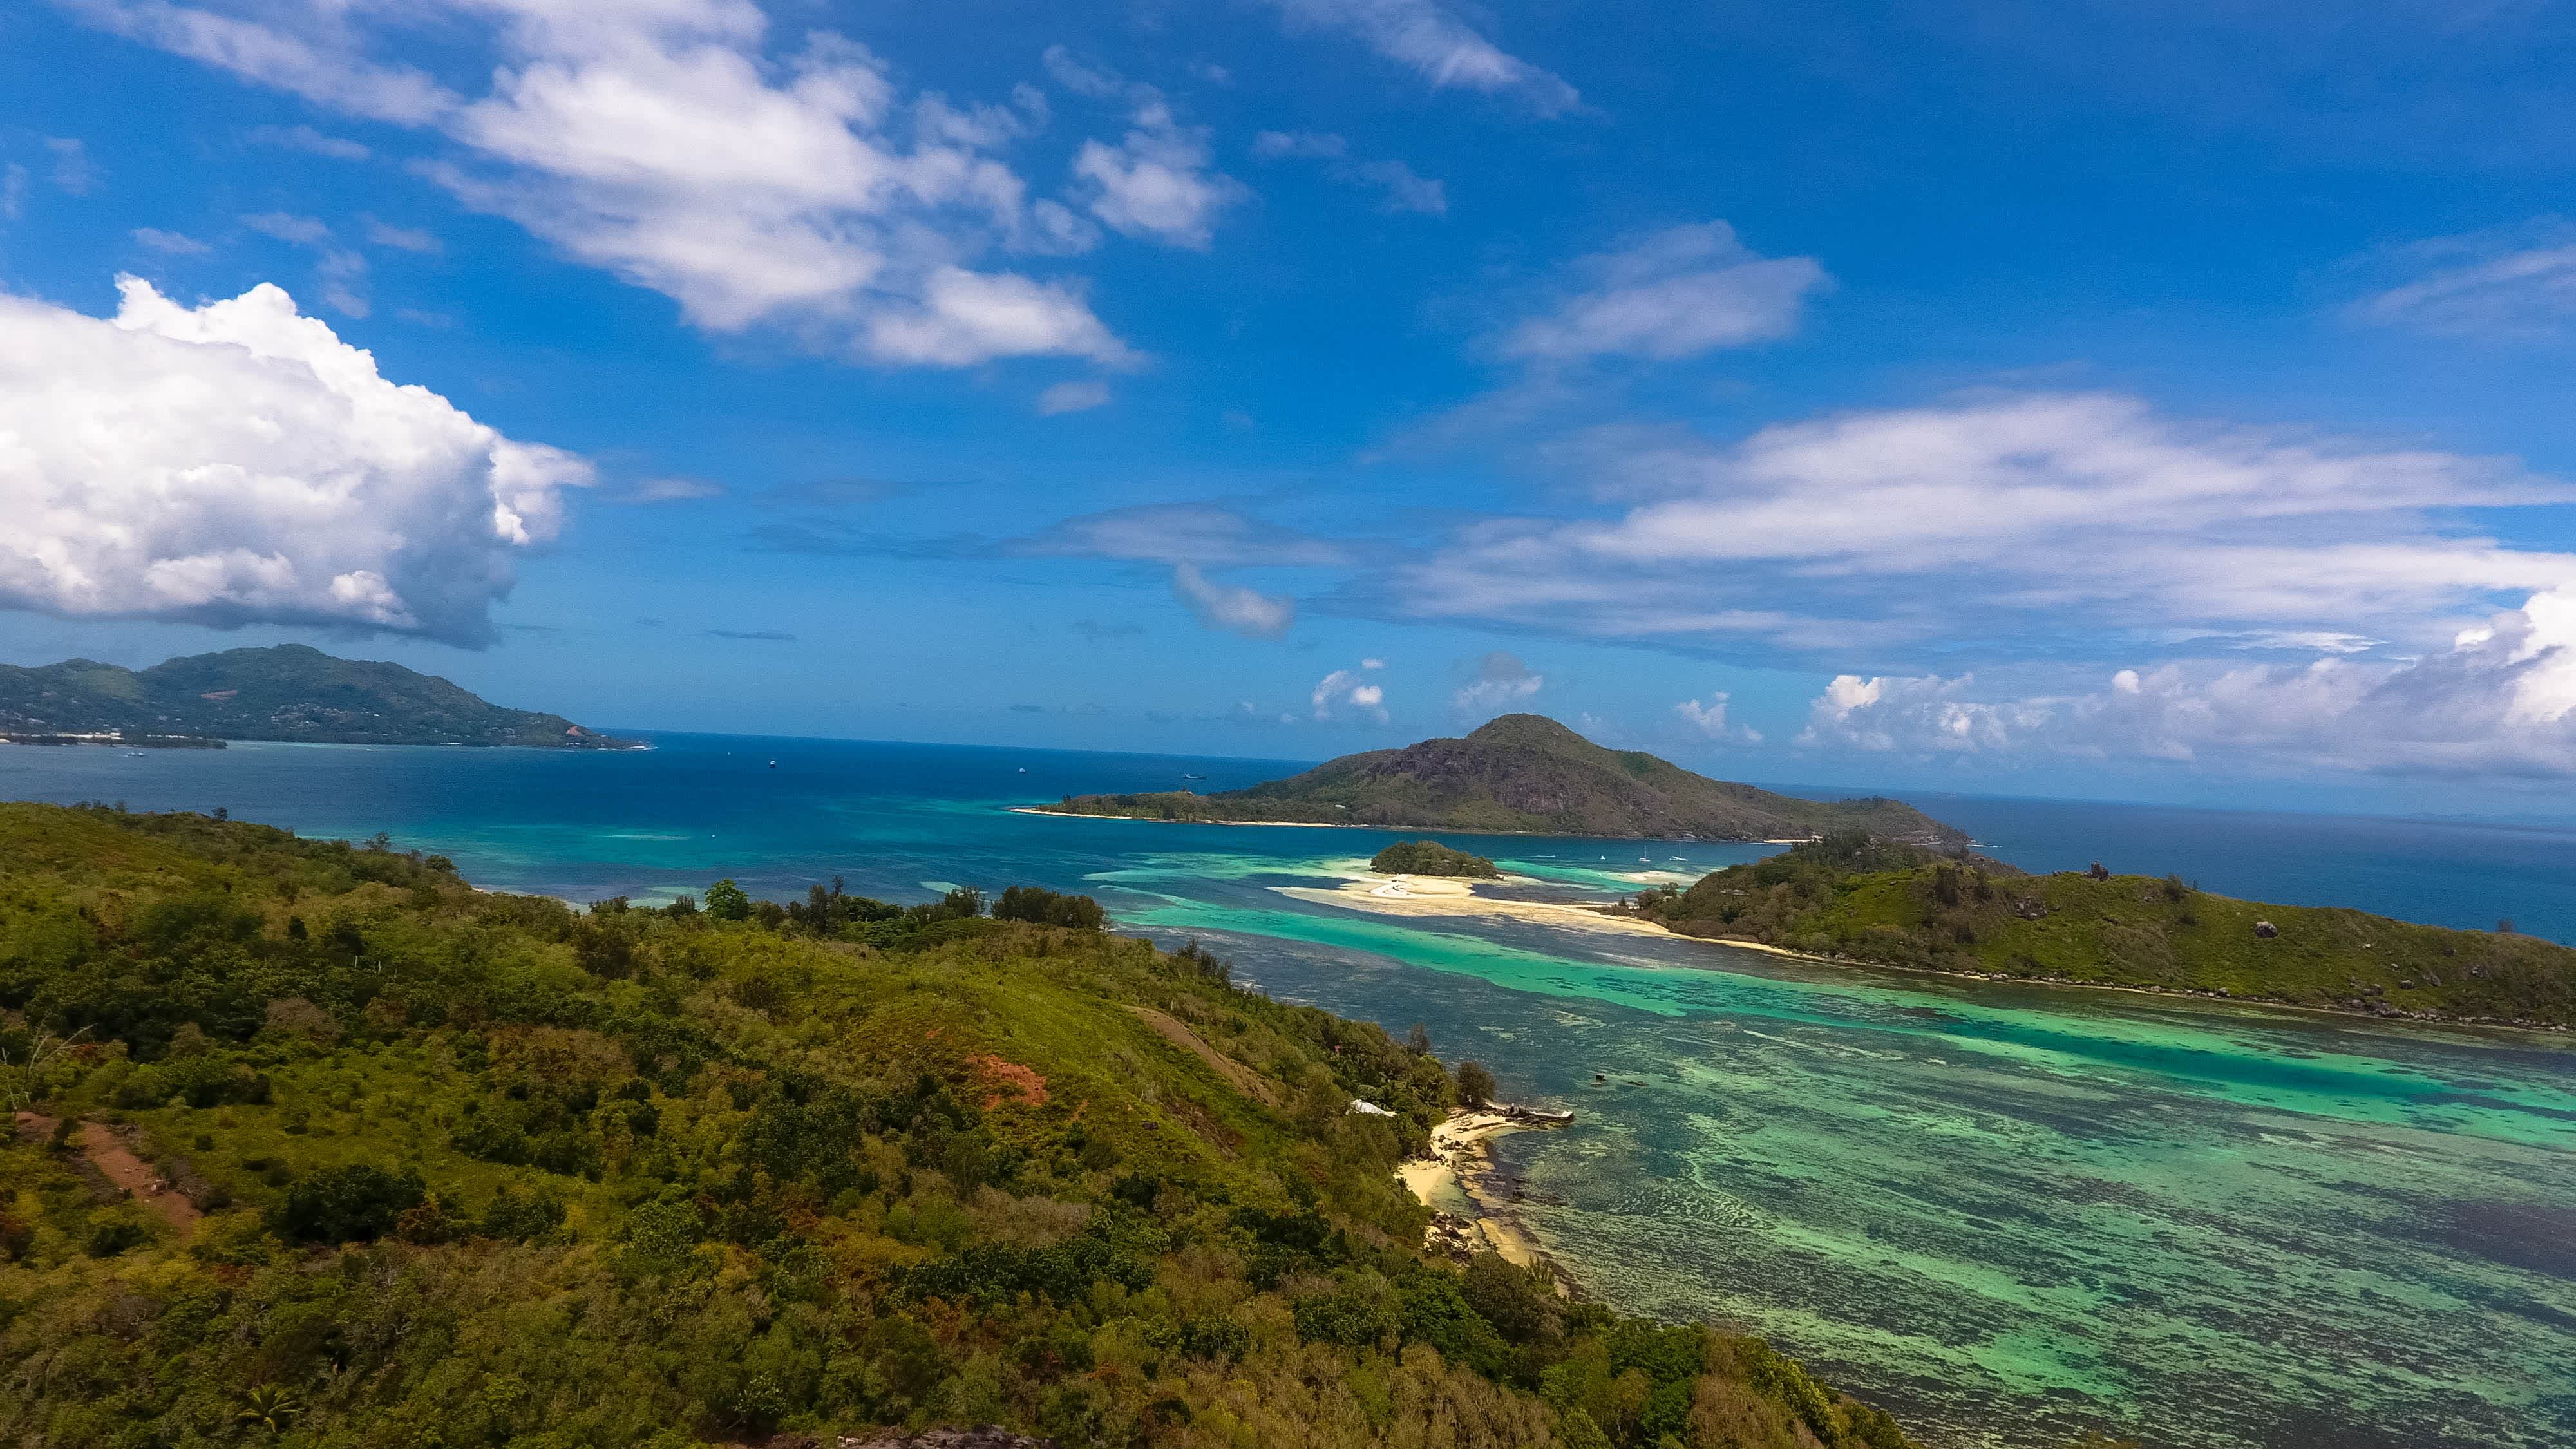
[4, 732, 2570, 1448]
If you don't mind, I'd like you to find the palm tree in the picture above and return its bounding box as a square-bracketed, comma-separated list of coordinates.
[234, 1384, 305, 1433]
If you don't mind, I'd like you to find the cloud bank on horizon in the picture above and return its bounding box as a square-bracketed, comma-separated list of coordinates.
[10, 0, 2576, 798]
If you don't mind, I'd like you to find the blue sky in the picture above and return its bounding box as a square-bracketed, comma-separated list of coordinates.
[5, 0, 2576, 813]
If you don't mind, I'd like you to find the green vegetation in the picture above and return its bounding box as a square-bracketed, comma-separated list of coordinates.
[0, 644, 636, 748]
[1041, 714, 1967, 846]
[1631, 833, 2576, 1027]
[0, 802, 1922, 1448]
[1369, 840, 1501, 878]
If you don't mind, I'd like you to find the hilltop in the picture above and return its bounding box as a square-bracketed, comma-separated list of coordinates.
[0, 802, 1923, 1449]
[1628, 833, 2575, 1028]
[0, 644, 637, 748]
[1041, 714, 1968, 846]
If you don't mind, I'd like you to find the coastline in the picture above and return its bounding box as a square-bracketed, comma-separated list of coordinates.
[1397, 1106, 1562, 1273]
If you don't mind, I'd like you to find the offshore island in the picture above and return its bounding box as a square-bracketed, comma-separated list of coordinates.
[0, 644, 640, 749]
[1044, 714, 2576, 1031]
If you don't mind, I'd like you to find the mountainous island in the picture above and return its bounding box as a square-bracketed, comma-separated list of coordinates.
[0, 644, 638, 748]
[1040, 714, 1969, 846]
[1626, 833, 2576, 1028]
[0, 802, 1922, 1448]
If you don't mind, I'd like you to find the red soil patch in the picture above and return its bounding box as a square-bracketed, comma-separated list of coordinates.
[968, 1055, 1049, 1111]
[10, 1112, 201, 1232]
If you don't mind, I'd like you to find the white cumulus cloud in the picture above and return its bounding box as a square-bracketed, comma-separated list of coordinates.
[0, 275, 591, 644]
[1313, 664, 1390, 723]
[1674, 691, 1760, 745]
[1069, 100, 1244, 251]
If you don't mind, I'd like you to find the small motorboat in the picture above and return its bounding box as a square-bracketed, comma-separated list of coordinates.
[767, 759, 777, 768]
[1182, 772, 1207, 780]
[1018, 766, 1028, 773]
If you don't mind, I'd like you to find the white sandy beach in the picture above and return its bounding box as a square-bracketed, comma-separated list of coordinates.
[1396, 1108, 1551, 1267]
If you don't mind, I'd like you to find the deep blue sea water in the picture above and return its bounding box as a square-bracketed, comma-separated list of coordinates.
[5, 733, 2571, 1449]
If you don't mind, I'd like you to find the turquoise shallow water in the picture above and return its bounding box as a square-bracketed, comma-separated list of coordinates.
[4, 733, 2570, 1448]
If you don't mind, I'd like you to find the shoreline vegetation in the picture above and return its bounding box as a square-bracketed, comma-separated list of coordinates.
[0, 800, 1934, 1449]
[1623, 833, 2576, 1030]
[1034, 714, 1969, 848]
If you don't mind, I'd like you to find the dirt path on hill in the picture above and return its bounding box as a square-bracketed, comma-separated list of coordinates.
[1125, 1007, 1276, 1106]
[11, 1111, 202, 1231]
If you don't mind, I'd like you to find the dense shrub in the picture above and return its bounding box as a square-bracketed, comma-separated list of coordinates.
[275, 1164, 426, 1242]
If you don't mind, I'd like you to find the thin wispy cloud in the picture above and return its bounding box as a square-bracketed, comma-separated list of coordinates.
[1252, 132, 1445, 216]
[621, 477, 725, 504]
[1496, 222, 1829, 364]
[1019, 504, 1350, 568]
[2347, 220, 2576, 342]
[131, 227, 209, 254]
[362, 216, 442, 254]
[1173, 563, 1295, 638]
[1262, 0, 1580, 115]
[46, 138, 99, 195]
[1403, 392, 2576, 670]
[1037, 379, 1112, 415]
[241, 212, 369, 316]
[245, 123, 370, 160]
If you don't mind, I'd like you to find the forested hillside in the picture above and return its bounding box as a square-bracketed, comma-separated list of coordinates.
[0, 645, 635, 748]
[1631, 834, 2576, 1027]
[0, 803, 1921, 1449]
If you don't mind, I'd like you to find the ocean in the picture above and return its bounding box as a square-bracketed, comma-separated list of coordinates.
[4, 732, 2570, 1448]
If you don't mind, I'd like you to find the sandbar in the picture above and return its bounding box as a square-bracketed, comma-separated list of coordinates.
[1275, 872, 1685, 938]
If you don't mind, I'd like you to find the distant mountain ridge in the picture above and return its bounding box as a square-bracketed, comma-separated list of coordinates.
[0, 645, 638, 748]
[1041, 714, 1969, 844]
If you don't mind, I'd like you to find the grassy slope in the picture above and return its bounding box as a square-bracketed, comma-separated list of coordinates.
[1640, 841, 2576, 1027]
[0, 644, 631, 747]
[1, 803, 1924, 1449]
[1043, 716, 1967, 846]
